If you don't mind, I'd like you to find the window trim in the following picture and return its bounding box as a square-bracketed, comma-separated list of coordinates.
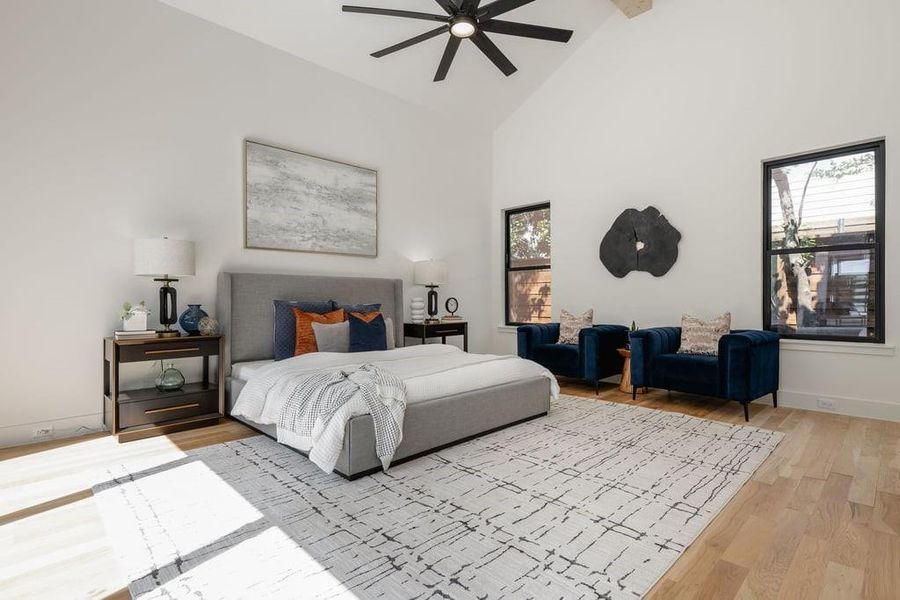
[762, 139, 885, 344]
[504, 202, 551, 326]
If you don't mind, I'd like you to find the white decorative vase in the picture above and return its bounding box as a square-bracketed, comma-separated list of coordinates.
[410, 297, 426, 323]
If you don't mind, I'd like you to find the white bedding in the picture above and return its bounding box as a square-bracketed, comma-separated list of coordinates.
[231, 344, 559, 426]
[231, 360, 273, 381]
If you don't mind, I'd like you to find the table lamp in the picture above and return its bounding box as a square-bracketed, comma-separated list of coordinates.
[133, 237, 195, 338]
[414, 259, 448, 323]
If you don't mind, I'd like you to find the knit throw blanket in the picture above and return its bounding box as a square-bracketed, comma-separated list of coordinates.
[276, 364, 407, 473]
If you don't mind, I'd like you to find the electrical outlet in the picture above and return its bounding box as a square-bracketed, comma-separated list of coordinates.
[817, 397, 837, 411]
[33, 426, 54, 439]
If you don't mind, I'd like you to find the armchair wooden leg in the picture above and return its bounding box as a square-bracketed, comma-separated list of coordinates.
[632, 386, 637, 401]
[742, 402, 750, 422]
[595, 380, 600, 395]
[772, 391, 778, 408]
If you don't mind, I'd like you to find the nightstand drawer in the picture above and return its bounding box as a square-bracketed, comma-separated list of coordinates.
[118, 390, 219, 429]
[118, 339, 219, 363]
[426, 323, 466, 336]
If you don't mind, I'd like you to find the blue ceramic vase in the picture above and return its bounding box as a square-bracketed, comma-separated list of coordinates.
[178, 304, 208, 336]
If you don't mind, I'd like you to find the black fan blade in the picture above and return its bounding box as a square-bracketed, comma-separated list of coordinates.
[434, 36, 462, 81]
[470, 31, 517, 76]
[477, 0, 535, 20]
[372, 26, 448, 58]
[480, 20, 573, 43]
[458, 0, 481, 14]
[433, 0, 458, 15]
[342, 6, 450, 23]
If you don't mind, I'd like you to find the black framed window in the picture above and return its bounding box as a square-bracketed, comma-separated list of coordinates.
[764, 140, 885, 342]
[505, 203, 551, 325]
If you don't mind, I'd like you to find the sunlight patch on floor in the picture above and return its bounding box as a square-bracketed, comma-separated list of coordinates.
[95, 459, 265, 584]
[0, 434, 186, 515]
[0, 496, 124, 600]
[154, 526, 360, 599]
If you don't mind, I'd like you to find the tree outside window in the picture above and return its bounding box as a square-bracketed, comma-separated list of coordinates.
[505, 204, 551, 325]
[764, 140, 884, 342]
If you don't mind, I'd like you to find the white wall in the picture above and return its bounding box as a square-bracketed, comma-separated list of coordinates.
[0, 0, 492, 446]
[491, 0, 900, 420]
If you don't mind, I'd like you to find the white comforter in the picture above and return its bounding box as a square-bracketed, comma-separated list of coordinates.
[232, 344, 558, 430]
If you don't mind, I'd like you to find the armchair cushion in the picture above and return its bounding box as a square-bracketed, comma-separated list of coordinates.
[654, 354, 719, 397]
[533, 343, 581, 378]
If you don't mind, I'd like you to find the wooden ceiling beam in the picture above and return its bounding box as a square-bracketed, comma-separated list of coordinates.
[610, 0, 653, 18]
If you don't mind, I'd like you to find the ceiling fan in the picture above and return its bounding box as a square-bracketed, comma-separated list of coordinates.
[342, 0, 573, 81]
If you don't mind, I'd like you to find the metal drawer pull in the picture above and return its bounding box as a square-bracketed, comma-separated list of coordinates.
[145, 402, 200, 415]
[144, 347, 200, 355]
[434, 329, 459, 334]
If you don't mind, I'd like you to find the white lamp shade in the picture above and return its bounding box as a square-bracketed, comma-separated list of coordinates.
[414, 260, 448, 285]
[133, 238, 196, 277]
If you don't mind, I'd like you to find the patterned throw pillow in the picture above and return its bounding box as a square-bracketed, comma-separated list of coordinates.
[292, 308, 345, 356]
[558, 309, 593, 345]
[273, 299, 336, 361]
[348, 311, 387, 353]
[678, 312, 732, 355]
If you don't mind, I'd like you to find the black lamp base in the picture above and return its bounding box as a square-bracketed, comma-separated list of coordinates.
[155, 277, 180, 337]
[425, 285, 440, 323]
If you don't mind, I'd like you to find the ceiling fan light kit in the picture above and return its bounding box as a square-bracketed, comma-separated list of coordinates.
[342, 0, 573, 82]
[450, 16, 477, 38]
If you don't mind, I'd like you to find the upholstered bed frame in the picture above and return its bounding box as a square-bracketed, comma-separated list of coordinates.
[217, 272, 551, 479]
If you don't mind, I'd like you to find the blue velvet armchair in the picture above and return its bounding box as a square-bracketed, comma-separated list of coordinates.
[629, 327, 780, 421]
[517, 323, 629, 393]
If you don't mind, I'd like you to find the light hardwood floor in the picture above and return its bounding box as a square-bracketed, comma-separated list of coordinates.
[1, 383, 898, 599]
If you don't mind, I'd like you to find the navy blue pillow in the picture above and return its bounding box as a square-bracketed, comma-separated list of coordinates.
[273, 299, 336, 361]
[336, 302, 382, 314]
[348, 312, 387, 353]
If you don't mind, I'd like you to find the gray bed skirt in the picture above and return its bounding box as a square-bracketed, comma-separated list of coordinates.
[226, 376, 551, 479]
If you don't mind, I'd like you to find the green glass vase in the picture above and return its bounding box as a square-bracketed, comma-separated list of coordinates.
[155, 362, 185, 392]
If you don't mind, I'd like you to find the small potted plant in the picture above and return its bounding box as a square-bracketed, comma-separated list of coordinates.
[626, 321, 638, 350]
[121, 301, 151, 331]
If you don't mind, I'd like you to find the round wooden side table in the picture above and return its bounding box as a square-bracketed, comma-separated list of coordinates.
[617, 348, 648, 394]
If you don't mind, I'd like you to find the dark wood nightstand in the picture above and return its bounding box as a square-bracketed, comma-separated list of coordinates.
[103, 335, 224, 442]
[404, 321, 468, 351]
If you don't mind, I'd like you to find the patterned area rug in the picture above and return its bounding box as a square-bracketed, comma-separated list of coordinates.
[94, 395, 782, 599]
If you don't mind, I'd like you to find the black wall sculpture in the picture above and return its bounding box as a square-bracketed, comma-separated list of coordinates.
[599, 206, 681, 278]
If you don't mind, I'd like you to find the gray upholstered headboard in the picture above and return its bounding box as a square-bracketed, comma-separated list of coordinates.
[217, 272, 404, 373]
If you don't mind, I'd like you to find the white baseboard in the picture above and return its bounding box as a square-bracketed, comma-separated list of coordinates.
[0, 412, 106, 449]
[763, 390, 900, 422]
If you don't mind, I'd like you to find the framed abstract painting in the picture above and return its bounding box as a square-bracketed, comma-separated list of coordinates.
[244, 140, 378, 256]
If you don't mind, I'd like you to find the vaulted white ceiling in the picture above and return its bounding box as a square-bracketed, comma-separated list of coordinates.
[158, 0, 618, 127]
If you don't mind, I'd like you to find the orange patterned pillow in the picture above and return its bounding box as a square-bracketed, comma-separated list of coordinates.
[293, 308, 345, 356]
[350, 311, 382, 323]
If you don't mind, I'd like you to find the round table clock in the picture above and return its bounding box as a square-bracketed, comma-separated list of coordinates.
[445, 297, 459, 317]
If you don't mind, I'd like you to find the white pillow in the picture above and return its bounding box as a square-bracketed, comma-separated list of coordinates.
[385, 317, 396, 350]
[311, 321, 349, 353]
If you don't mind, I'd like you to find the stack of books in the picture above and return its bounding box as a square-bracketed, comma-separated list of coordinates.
[114, 330, 158, 340]
[441, 315, 463, 322]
